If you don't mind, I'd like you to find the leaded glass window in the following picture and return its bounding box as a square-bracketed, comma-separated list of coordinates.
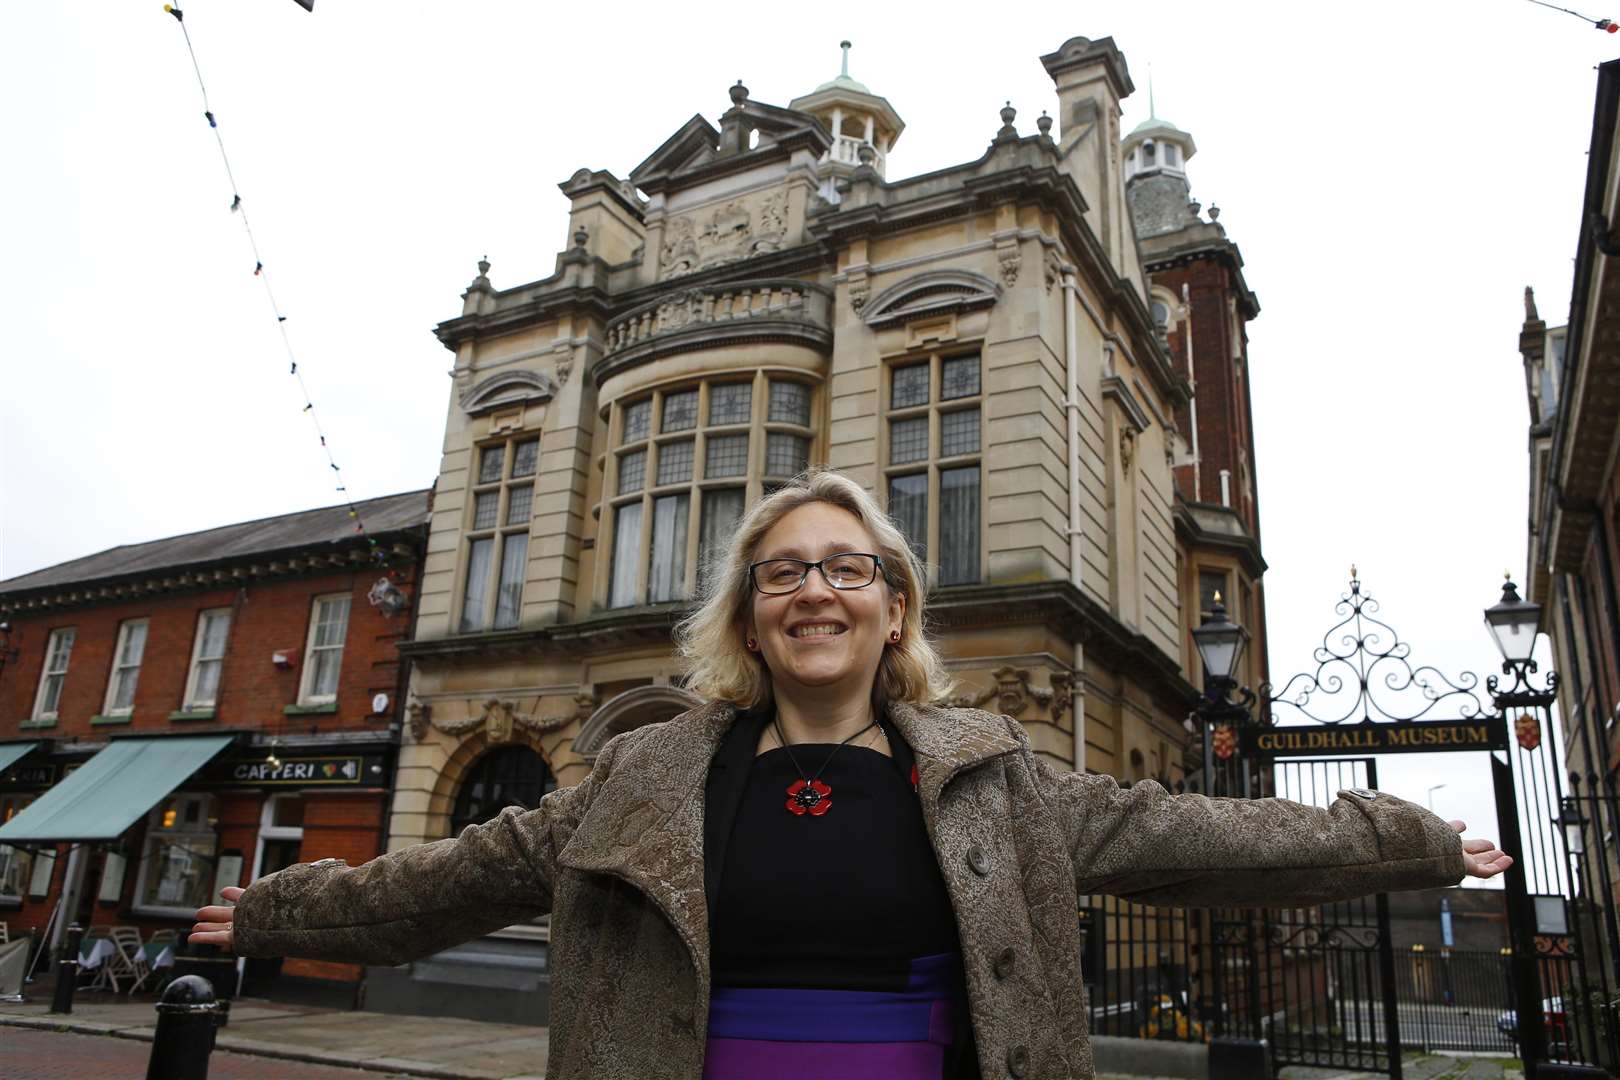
[708, 383, 752, 426]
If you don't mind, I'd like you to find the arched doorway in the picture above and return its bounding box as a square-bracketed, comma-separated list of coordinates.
[450, 745, 558, 835]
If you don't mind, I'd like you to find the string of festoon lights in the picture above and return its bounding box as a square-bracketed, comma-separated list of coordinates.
[1522, 0, 1620, 31]
[162, 3, 391, 569]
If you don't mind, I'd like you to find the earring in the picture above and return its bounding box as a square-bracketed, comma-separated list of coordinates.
[746, 637, 757, 651]
[889, 630, 901, 643]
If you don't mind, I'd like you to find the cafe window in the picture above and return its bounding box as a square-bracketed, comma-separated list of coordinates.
[450, 746, 558, 837]
[134, 794, 217, 915]
[183, 609, 232, 711]
[102, 619, 149, 716]
[460, 436, 539, 632]
[32, 628, 75, 721]
[884, 353, 982, 586]
[0, 795, 35, 902]
[298, 594, 350, 705]
[606, 375, 816, 607]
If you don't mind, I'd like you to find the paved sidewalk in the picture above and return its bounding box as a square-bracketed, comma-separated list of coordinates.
[0, 1028, 421, 1079]
[0, 992, 548, 1080]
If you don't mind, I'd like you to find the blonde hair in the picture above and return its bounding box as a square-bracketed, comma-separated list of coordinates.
[676, 468, 953, 709]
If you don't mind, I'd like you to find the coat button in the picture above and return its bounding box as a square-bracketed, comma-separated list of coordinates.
[1006, 1044, 1030, 1076]
[967, 844, 992, 876]
[994, 947, 1016, 980]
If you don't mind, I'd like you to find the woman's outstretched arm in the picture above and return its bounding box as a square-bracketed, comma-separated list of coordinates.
[1026, 742, 1505, 908]
[192, 737, 616, 966]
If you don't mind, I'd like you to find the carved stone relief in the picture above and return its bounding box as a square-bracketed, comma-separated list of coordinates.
[948, 665, 1063, 718]
[996, 242, 1021, 288]
[407, 693, 597, 744]
[659, 189, 790, 278]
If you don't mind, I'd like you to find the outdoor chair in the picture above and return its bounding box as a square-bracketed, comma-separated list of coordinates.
[107, 926, 148, 995]
[80, 926, 118, 991]
[132, 929, 177, 994]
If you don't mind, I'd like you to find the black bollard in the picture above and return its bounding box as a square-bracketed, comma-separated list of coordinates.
[146, 974, 219, 1080]
[49, 924, 84, 1015]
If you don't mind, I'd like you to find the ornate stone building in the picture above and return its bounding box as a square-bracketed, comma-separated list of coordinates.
[378, 39, 1272, 1020]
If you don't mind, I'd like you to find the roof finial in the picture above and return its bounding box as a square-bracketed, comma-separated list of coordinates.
[840, 40, 852, 79]
[1148, 63, 1157, 120]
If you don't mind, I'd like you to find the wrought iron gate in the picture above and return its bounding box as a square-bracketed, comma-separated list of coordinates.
[1256, 757, 1402, 1074]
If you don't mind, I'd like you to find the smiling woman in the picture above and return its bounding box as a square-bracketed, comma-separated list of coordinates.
[196, 468, 1508, 1080]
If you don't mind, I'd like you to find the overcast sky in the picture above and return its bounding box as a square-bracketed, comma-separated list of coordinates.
[4, 2, 1613, 885]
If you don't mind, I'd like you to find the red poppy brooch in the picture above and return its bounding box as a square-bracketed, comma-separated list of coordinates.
[786, 778, 832, 816]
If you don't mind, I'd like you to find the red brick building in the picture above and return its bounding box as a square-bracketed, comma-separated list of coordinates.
[0, 490, 428, 1002]
[1123, 111, 1271, 701]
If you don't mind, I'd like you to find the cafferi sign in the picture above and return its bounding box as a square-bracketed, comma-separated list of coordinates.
[194, 754, 380, 786]
[1243, 717, 1509, 757]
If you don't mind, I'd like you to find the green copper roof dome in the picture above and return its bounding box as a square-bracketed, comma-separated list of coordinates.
[816, 73, 872, 94]
[816, 41, 872, 95]
[1131, 115, 1184, 136]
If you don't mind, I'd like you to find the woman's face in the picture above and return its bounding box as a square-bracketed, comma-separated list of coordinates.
[746, 502, 905, 700]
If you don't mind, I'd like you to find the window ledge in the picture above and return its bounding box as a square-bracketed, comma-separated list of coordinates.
[284, 702, 338, 716]
[19, 717, 57, 729]
[90, 714, 133, 727]
[170, 709, 216, 722]
[132, 905, 199, 920]
[0, 896, 21, 910]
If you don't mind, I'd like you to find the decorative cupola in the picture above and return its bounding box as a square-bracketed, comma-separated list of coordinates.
[788, 41, 905, 196]
[1121, 87, 1201, 240]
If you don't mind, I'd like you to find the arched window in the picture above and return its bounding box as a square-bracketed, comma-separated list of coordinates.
[1151, 300, 1171, 329]
[450, 746, 557, 835]
[1142, 141, 1156, 165]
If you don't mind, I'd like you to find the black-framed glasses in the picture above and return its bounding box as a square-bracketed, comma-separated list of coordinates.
[749, 553, 885, 595]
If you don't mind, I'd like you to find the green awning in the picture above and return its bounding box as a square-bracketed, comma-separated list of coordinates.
[0, 742, 38, 778]
[0, 735, 233, 843]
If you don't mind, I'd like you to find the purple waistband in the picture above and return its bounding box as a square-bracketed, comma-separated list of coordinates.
[706, 951, 960, 1044]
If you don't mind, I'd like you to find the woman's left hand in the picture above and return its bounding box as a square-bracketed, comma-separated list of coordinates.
[1451, 821, 1513, 879]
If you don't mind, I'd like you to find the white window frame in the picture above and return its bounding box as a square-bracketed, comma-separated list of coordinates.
[298, 594, 350, 706]
[183, 608, 233, 711]
[249, 794, 306, 883]
[132, 793, 217, 917]
[102, 619, 149, 716]
[32, 628, 76, 722]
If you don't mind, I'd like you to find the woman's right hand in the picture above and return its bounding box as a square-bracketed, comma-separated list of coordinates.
[190, 886, 245, 950]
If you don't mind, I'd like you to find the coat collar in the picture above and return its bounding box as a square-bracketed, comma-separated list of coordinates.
[555, 698, 1023, 990]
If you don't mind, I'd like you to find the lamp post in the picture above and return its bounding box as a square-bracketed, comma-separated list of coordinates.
[1483, 574, 1560, 1073]
[1190, 594, 1257, 797]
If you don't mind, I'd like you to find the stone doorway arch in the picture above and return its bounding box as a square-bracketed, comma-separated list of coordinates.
[574, 685, 704, 760]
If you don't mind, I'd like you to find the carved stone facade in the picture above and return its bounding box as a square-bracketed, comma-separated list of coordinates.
[382, 35, 1274, 1021]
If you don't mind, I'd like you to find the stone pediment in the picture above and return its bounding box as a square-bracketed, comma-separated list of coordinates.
[460, 369, 557, 416]
[630, 114, 722, 187]
[631, 90, 829, 197]
[860, 269, 1001, 330]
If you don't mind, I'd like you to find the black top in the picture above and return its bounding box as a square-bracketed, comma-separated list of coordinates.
[710, 732, 962, 990]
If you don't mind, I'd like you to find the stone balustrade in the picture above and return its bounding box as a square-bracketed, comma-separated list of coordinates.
[599, 278, 832, 375]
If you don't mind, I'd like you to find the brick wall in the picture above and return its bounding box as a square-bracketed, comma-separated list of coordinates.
[0, 564, 418, 736]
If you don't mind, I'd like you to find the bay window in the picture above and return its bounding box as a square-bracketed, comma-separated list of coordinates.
[606, 374, 815, 607]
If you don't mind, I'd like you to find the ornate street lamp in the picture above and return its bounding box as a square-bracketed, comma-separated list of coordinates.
[1188, 594, 1257, 801]
[1192, 594, 1250, 686]
[1484, 575, 1543, 671]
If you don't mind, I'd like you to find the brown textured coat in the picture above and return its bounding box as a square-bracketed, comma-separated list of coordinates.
[233, 701, 1466, 1079]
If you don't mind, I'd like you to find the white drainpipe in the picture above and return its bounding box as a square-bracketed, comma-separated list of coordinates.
[1062, 267, 1086, 773]
[1181, 283, 1201, 500]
